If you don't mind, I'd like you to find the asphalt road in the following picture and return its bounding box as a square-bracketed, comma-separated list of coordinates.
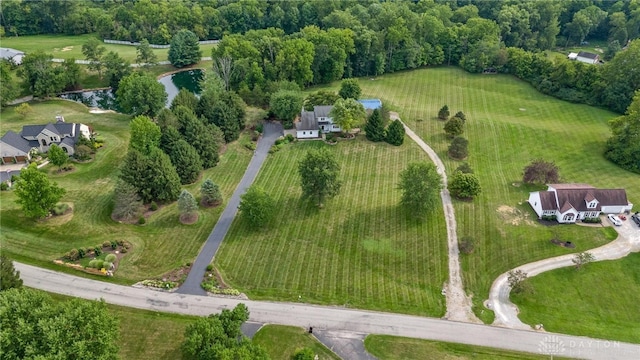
[16, 263, 640, 360]
[177, 122, 283, 295]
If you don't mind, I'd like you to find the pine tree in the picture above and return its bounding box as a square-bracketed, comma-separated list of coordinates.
[111, 179, 143, 221]
[200, 179, 222, 206]
[178, 190, 198, 217]
[365, 109, 385, 142]
[438, 105, 450, 120]
[0, 255, 23, 291]
[385, 119, 405, 146]
[169, 140, 203, 184]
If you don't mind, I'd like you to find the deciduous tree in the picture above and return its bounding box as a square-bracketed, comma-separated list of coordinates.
[522, 159, 560, 184]
[448, 171, 482, 199]
[507, 270, 531, 294]
[0, 288, 119, 360]
[47, 144, 68, 171]
[200, 179, 222, 206]
[329, 98, 366, 135]
[572, 252, 595, 270]
[182, 304, 268, 360]
[338, 78, 361, 99]
[81, 37, 106, 78]
[18, 51, 64, 98]
[129, 115, 161, 155]
[14, 163, 65, 218]
[365, 108, 385, 142]
[0, 61, 17, 108]
[448, 136, 468, 159]
[0, 255, 22, 291]
[304, 90, 340, 111]
[116, 72, 167, 117]
[168, 29, 202, 68]
[385, 119, 405, 146]
[398, 162, 443, 217]
[102, 51, 131, 91]
[136, 38, 158, 68]
[298, 148, 341, 207]
[270, 90, 304, 125]
[604, 90, 640, 174]
[238, 186, 275, 229]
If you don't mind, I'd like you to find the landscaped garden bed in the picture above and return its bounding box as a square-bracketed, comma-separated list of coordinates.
[55, 240, 131, 276]
[201, 264, 243, 297]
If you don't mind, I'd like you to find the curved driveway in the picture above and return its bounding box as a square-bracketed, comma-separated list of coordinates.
[16, 263, 640, 360]
[178, 122, 282, 295]
[489, 220, 640, 329]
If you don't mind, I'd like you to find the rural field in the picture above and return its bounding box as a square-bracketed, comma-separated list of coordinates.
[364, 335, 572, 360]
[217, 139, 449, 316]
[0, 100, 253, 283]
[512, 252, 640, 343]
[349, 67, 639, 321]
[0, 34, 217, 63]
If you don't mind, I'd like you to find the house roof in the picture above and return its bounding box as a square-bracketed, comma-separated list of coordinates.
[539, 187, 629, 212]
[297, 111, 318, 131]
[314, 106, 333, 118]
[55, 122, 75, 136]
[0, 47, 24, 59]
[548, 183, 594, 190]
[0, 130, 31, 153]
[60, 137, 76, 146]
[577, 51, 598, 60]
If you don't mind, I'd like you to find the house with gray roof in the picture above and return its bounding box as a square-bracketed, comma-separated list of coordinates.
[0, 118, 92, 164]
[528, 184, 633, 223]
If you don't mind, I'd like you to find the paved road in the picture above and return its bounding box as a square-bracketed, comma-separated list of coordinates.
[16, 263, 640, 360]
[177, 122, 283, 295]
[489, 218, 640, 329]
[397, 116, 480, 323]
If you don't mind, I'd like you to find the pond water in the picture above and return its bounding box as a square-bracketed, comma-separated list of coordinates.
[59, 68, 203, 110]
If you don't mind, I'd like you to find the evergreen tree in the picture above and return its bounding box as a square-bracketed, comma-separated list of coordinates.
[438, 105, 450, 120]
[183, 118, 220, 169]
[168, 29, 202, 68]
[136, 38, 158, 68]
[170, 140, 203, 184]
[147, 148, 181, 202]
[385, 119, 405, 146]
[178, 189, 198, 217]
[200, 179, 222, 206]
[448, 136, 469, 159]
[365, 108, 385, 142]
[0, 255, 23, 291]
[454, 111, 466, 122]
[171, 88, 199, 112]
[444, 116, 464, 138]
[159, 125, 183, 155]
[111, 179, 143, 221]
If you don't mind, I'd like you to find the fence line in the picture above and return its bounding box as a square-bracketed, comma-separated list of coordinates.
[103, 39, 218, 48]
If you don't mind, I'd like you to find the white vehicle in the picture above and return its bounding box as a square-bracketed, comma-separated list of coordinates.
[607, 214, 622, 226]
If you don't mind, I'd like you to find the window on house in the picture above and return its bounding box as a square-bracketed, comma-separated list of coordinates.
[563, 214, 574, 221]
[62, 147, 68, 153]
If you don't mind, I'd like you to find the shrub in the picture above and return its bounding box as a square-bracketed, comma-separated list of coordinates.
[88, 259, 98, 268]
[541, 215, 556, 221]
[102, 241, 111, 248]
[94, 260, 105, 269]
[138, 216, 146, 225]
[66, 249, 79, 261]
[74, 144, 92, 161]
[256, 123, 264, 133]
[244, 141, 256, 151]
[285, 134, 295, 142]
[268, 145, 280, 154]
[206, 264, 214, 271]
[94, 247, 102, 257]
[120, 247, 128, 253]
[149, 201, 158, 211]
[459, 236, 475, 254]
[0, 182, 8, 191]
[77, 248, 86, 259]
[104, 254, 117, 263]
[103, 261, 113, 270]
[51, 203, 69, 216]
[110, 241, 118, 249]
[583, 217, 601, 223]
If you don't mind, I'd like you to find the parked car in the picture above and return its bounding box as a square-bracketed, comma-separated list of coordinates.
[631, 213, 640, 227]
[607, 214, 622, 226]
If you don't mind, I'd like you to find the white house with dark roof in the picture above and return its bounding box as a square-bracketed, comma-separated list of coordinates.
[528, 184, 633, 223]
[0, 118, 91, 164]
[295, 99, 382, 139]
[574, 51, 599, 64]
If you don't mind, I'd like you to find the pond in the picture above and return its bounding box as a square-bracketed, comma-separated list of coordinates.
[59, 68, 204, 110]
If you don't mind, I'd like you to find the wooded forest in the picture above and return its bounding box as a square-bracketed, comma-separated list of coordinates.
[1, 0, 639, 113]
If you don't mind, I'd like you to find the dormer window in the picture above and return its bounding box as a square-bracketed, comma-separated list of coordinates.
[587, 200, 597, 209]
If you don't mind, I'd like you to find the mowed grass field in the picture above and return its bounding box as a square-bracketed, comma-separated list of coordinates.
[253, 325, 340, 360]
[0, 100, 252, 283]
[0, 34, 217, 63]
[346, 67, 640, 320]
[217, 139, 449, 316]
[512, 252, 640, 343]
[364, 335, 572, 360]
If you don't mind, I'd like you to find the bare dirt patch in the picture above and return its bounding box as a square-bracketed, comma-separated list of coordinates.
[497, 205, 535, 226]
[61, 46, 73, 52]
[179, 212, 199, 225]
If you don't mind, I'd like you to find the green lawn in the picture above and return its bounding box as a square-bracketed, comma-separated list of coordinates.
[0, 33, 217, 63]
[364, 335, 571, 360]
[339, 66, 640, 321]
[253, 325, 340, 360]
[217, 138, 449, 316]
[512, 252, 640, 343]
[0, 100, 252, 283]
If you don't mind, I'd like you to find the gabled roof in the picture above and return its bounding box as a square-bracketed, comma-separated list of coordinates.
[0, 47, 24, 59]
[584, 192, 596, 202]
[20, 124, 47, 137]
[54, 122, 75, 136]
[314, 106, 333, 118]
[0, 130, 31, 153]
[559, 200, 575, 213]
[548, 183, 594, 190]
[60, 137, 76, 147]
[297, 111, 318, 131]
[577, 51, 598, 60]
[539, 191, 558, 210]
